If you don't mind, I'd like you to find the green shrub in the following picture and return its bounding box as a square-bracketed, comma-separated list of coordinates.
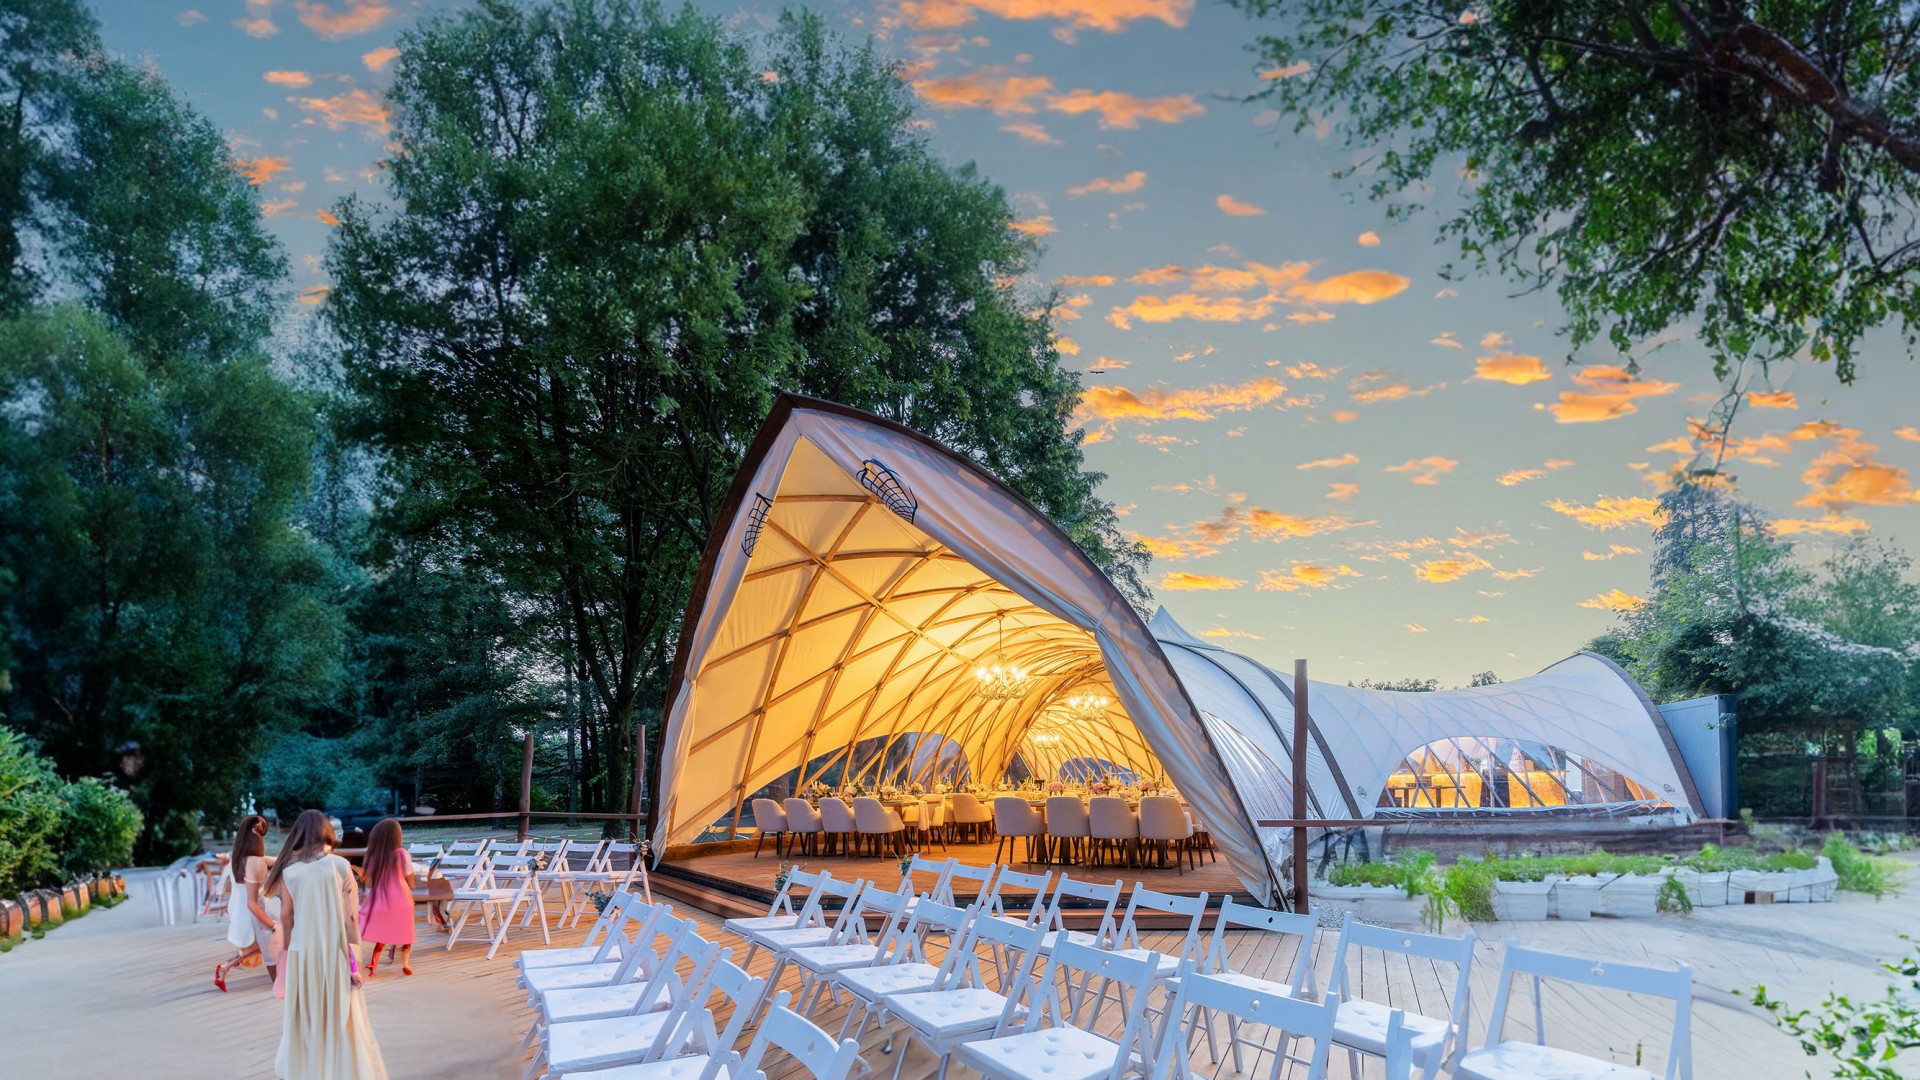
[1764, 850, 1817, 872]
[1754, 941, 1920, 1079]
[0, 728, 66, 897]
[1657, 876, 1693, 914]
[1823, 833, 1900, 896]
[1327, 848, 1437, 896]
[59, 778, 142, 878]
[1441, 859, 1497, 923]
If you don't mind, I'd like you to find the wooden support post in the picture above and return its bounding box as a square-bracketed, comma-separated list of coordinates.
[1293, 659, 1310, 916]
[1809, 758, 1827, 829]
[519, 732, 535, 842]
[630, 724, 648, 842]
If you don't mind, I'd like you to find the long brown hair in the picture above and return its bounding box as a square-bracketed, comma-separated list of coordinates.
[263, 809, 336, 897]
[361, 818, 405, 911]
[229, 815, 266, 877]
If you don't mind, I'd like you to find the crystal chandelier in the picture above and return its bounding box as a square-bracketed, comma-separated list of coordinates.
[1062, 693, 1110, 723]
[973, 612, 1031, 700]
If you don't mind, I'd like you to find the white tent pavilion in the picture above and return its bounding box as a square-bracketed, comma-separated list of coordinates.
[652, 395, 1710, 906]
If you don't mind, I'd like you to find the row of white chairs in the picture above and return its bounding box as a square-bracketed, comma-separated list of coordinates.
[721, 856, 1694, 1080]
[415, 837, 650, 959]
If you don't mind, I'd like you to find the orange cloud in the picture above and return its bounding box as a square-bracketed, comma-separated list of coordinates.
[1773, 514, 1873, 536]
[1049, 90, 1204, 128]
[1579, 588, 1647, 612]
[1581, 545, 1642, 561]
[1492, 567, 1541, 580]
[1547, 365, 1681, 423]
[897, 0, 1194, 32]
[1748, 390, 1798, 409]
[1202, 627, 1265, 640]
[1108, 293, 1272, 328]
[1797, 455, 1920, 511]
[1283, 270, 1410, 305]
[1187, 262, 1308, 293]
[1158, 570, 1244, 591]
[1012, 215, 1057, 236]
[1235, 506, 1368, 541]
[1089, 355, 1129, 371]
[1412, 553, 1492, 583]
[1645, 437, 1694, 456]
[1330, 410, 1358, 422]
[1216, 194, 1266, 217]
[259, 198, 298, 217]
[288, 88, 392, 132]
[1054, 337, 1080, 355]
[1298, 454, 1358, 470]
[362, 46, 400, 71]
[1349, 372, 1443, 404]
[1546, 496, 1664, 530]
[295, 284, 330, 304]
[1325, 482, 1359, 500]
[264, 70, 313, 87]
[1473, 352, 1552, 385]
[1896, 426, 1920, 443]
[1260, 60, 1311, 79]
[1405, 623, 1429, 633]
[915, 68, 1053, 113]
[1385, 456, 1458, 485]
[1067, 170, 1145, 196]
[316, 208, 341, 226]
[1357, 230, 1381, 247]
[1128, 265, 1183, 285]
[1283, 362, 1339, 380]
[1497, 469, 1545, 486]
[294, 0, 394, 40]
[1078, 376, 1289, 423]
[232, 155, 292, 187]
[1135, 535, 1218, 561]
[1001, 121, 1061, 144]
[1058, 274, 1116, 286]
[1258, 564, 1362, 592]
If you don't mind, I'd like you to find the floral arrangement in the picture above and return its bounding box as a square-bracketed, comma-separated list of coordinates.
[1091, 781, 1108, 795]
[1140, 778, 1160, 793]
[773, 861, 797, 893]
[1046, 781, 1066, 793]
[880, 785, 899, 799]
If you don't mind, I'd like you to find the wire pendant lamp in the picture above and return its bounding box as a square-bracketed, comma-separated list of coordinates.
[973, 612, 1031, 700]
[1063, 693, 1110, 722]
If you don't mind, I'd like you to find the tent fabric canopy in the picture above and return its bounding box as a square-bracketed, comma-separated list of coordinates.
[653, 396, 1282, 902]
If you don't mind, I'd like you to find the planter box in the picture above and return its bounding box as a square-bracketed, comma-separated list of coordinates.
[1491, 880, 1553, 921]
[15, 894, 39, 928]
[91, 879, 108, 901]
[1675, 870, 1729, 907]
[1312, 883, 1425, 925]
[1730, 869, 1790, 903]
[67, 884, 88, 912]
[0, 899, 20, 937]
[111, 875, 127, 897]
[1551, 880, 1597, 921]
[1595, 873, 1662, 918]
[37, 890, 62, 925]
[1785, 858, 1838, 903]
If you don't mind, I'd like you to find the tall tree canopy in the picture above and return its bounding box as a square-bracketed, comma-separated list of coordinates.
[1238, 0, 1920, 387]
[326, 0, 1145, 817]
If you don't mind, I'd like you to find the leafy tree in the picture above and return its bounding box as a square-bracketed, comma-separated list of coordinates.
[58, 776, 140, 878]
[0, 0, 98, 314]
[0, 726, 63, 895]
[1468, 670, 1501, 687]
[1238, 0, 1920, 384]
[0, 307, 342, 857]
[1351, 676, 1441, 692]
[326, 0, 1145, 816]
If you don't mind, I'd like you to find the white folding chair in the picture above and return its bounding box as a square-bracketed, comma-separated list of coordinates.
[900, 855, 955, 918]
[517, 888, 644, 981]
[1033, 874, 1124, 956]
[955, 936, 1164, 1080]
[877, 911, 1047, 1080]
[787, 882, 916, 1015]
[723, 867, 829, 965]
[832, 900, 977, 1044]
[736, 992, 862, 1080]
[533, 921, 716, 1047]
[977, 866, 1052, 926]
[1326, 913, 1476, 1080]
[533, 931, 725, 1080]
[1154, 970, 1345, 1080]
[549, 954, 767, 1080]
[1191, 900, 1319, 1072]
[747, 877, 870, 1012]
[543, 838, 609, 927]
[520, 901, 676, 1007]
[1456, 944, 1692, 1080]
[939, 860, 997, 906]
[474, 851, 554, 959]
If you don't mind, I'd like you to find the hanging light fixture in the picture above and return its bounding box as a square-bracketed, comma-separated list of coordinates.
[973, 612, 1031, 700]
[1062, 693, 1110, 723]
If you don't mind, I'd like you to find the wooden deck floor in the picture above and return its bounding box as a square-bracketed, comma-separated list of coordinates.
[5, 860, 1918, 1078]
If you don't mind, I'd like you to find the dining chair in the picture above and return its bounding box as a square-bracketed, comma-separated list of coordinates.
[750, 799, 789, 859]
[1088, 796, 1139, 868]
[818, 798, 857, 858]
[992, 797, 1044, 866]
[1044, 795, 1091, 866]
[852, 797, 909, 858]
[1139, 796, 1196, 873]
[949, 792, 994, 844]
[783, 798, 825, 857]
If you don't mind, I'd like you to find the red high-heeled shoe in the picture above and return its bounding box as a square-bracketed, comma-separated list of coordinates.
[213, 962, 228, 992]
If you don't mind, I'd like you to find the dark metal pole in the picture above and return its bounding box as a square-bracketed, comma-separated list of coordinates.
[518, 732, 535, 842]
[1293, 659, 1310, 915]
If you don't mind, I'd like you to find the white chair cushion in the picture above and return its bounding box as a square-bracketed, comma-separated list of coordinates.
[519, 943, 624, 971]
[835, 962, 941, 1001]
[1204, 970, 1296, 997]
[542, 981, 675, 1023]
[747, 926, 836, 951]
[957, 1027, 1126, 1080]
[1036, 928, 1099, 954]
[885, 987, 1017, 1038]
[523, 961, 622, 994]
[545, 1012, 676, 1073]
[789, 943, 882, 973]
[1333, 999, 1449, 1063]
[556, 1057, 734, 1080]
[723, 914, 799, 937]
[1109, 945, 1182, 979]
[1455, 1041, 1659, 1080]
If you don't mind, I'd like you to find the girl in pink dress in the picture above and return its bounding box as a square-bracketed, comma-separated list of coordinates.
[357, 819, 416, 976]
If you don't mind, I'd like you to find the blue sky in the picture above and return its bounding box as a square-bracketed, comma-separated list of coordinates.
[97, 0, 1920, 684]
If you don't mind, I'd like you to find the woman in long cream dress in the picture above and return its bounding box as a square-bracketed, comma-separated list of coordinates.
[265, 809, 389, 1080]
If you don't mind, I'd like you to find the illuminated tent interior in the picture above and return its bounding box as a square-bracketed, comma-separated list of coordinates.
[654, 396, 1714, 907]
[653, 396, 1283, 902]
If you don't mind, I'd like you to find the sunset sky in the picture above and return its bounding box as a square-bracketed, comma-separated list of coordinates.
[97, 0, 1920, 685]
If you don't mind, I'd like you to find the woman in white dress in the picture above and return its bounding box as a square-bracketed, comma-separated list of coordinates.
[215, 815, 277, 991]
[265, 809, 388, 1080]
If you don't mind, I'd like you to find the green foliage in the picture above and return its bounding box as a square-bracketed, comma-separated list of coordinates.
[253, 732, 385, 820]
[1754, 940, 1920, 1079]
[325, 0, 1147, 819]
[1328, 848, 1435, 896]
[1349, 677, 1440, 693]
[1238, 0, 1920, 383]
[1823, 833, 1900, 897]
[1657, 876, 1693, 914]
[58, 777, 140, 878]
[0, 727, 64, 896]
[1440, 858, 1497, 923]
